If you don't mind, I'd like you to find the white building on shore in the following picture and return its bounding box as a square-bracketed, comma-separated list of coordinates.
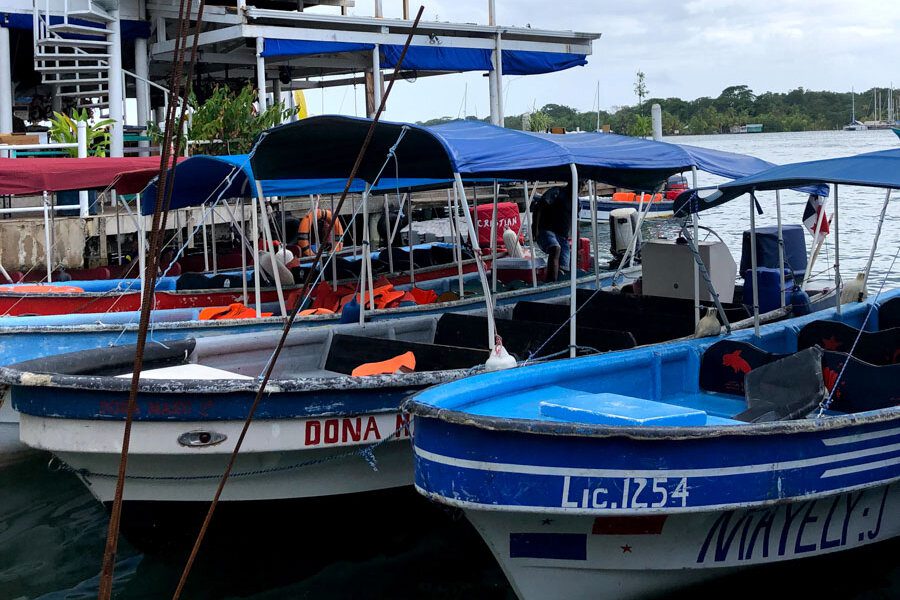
[0, 0, 598, 153]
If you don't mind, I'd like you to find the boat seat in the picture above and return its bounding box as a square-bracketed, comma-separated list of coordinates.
[431, 244, 474, 265]
[324, 334, 489, 375]
[879, 296, 900, 330]
[736, 347, 825, 422]
[798, 320, 900, 366]
[536, 387, 710, 426]
[511, 301, 691, 345]
[433, 313, 635, 359]
[699, 339, 789, 396]
[176, 272, 247, 291]
[821, 350, 900, 413]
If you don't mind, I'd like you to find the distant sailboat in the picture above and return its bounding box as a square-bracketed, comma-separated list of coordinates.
[843, 87, 868, 131]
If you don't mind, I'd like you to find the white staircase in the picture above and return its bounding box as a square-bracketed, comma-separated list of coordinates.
[32, 0, 116, 110]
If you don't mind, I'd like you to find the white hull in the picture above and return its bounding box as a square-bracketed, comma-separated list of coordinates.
[22, 412, 411, 502]
[464, 483, 899, 600]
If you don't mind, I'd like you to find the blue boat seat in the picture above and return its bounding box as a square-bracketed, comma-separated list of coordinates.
[879, 296, 900, 330]
[537, 387, 708, 426]
[798, 320, 900, 366]
[700, 339, 789, 396]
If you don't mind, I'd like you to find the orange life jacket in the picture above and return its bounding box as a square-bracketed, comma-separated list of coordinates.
[299, 308, 335, 316]
[351, 351, 416, 377]
[198, 303, 272, 320]
[0, 285, 85, 293]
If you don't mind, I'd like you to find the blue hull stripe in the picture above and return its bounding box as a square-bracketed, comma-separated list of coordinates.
[412, 418, 900, 513]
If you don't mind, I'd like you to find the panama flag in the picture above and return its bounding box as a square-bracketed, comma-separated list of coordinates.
[802, 194, 830, 241]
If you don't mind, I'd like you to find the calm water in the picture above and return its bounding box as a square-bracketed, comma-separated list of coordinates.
[2, 129, 899, 600]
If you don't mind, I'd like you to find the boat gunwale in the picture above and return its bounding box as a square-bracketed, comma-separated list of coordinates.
[404, 397, 900, 441]
[0, 364, 480, 395]
[0, 270, 637, 334]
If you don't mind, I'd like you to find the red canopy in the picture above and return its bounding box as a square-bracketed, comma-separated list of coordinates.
[0, 156, 181, 196]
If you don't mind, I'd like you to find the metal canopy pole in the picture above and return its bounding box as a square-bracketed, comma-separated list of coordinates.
[211, 204, 218, 274]
[569, 164, 578, 358]
[257, 189, 287, 318]
[240, 200, 248, 305]
[589, 180, 599, 288]
[450, 187, 464, 297]
[522, 181, 538, 289]
[775, 190, 785, 308]
[136, 193, 145, 297]
[407, 192, 416, 286]
[351, 195, 358, 257]
[114, 193, 123, 265]
[864, 189, 892, 286]
[201, 208, 209, 272]
[330, 193, 338, 290]
[251, 196, 262, 317]
[360, 185, 375, 325]
[455, 173, 496, 348]
[750, 193, 760, 336]
[383, 195, 394, 273]
[42, 191, 52, 282]
[490, 180, 499, 293]
[691, 167, 700, 327]
[834, 184, 842, 315]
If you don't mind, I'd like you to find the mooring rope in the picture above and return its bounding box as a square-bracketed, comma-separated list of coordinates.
[97, 0, 209, 593]
[170, 9, 427, 598]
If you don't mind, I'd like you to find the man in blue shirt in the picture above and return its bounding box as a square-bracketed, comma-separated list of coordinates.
[532, 184, 572, 282]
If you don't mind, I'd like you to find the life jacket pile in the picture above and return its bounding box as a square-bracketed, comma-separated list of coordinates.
[198, 302, 273, 320]
[307, 279, 439, 313]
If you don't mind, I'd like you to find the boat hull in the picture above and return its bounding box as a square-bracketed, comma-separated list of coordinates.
[463, 484, 898, 600]
[578, 199, 674, 221]
[22, 410, 413, 503]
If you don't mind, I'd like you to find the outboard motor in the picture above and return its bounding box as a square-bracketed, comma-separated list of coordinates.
[608, 207, 641, 268]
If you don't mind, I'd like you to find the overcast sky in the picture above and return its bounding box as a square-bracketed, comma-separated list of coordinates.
[301, 0, 900, 122]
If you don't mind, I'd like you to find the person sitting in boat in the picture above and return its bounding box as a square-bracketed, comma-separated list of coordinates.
[532, 184, 572, 282]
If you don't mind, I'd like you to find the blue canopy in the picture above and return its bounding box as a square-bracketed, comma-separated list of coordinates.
[673, 149, 900, 215]
[140, 154, 451, 215]
[251, 116, 781, 191]
[260, 39, 587, 76]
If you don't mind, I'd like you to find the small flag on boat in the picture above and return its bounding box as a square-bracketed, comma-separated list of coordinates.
[802, 194, 830, 240]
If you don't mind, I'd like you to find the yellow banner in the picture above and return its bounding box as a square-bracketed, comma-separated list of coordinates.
[293, 90, 308, 119]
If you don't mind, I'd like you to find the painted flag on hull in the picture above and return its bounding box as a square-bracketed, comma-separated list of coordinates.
[803, 194, 830, 241]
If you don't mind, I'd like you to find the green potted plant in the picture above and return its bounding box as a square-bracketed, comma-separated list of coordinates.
[48, 108, 114, 157]
[48, 109, 114, 214]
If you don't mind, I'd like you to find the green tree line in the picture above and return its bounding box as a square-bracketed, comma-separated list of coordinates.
[421, 85, 897, 135]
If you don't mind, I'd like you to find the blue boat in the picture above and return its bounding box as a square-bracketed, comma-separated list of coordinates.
[406, 148, 900, 599]
[892, 126, 900, 140]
